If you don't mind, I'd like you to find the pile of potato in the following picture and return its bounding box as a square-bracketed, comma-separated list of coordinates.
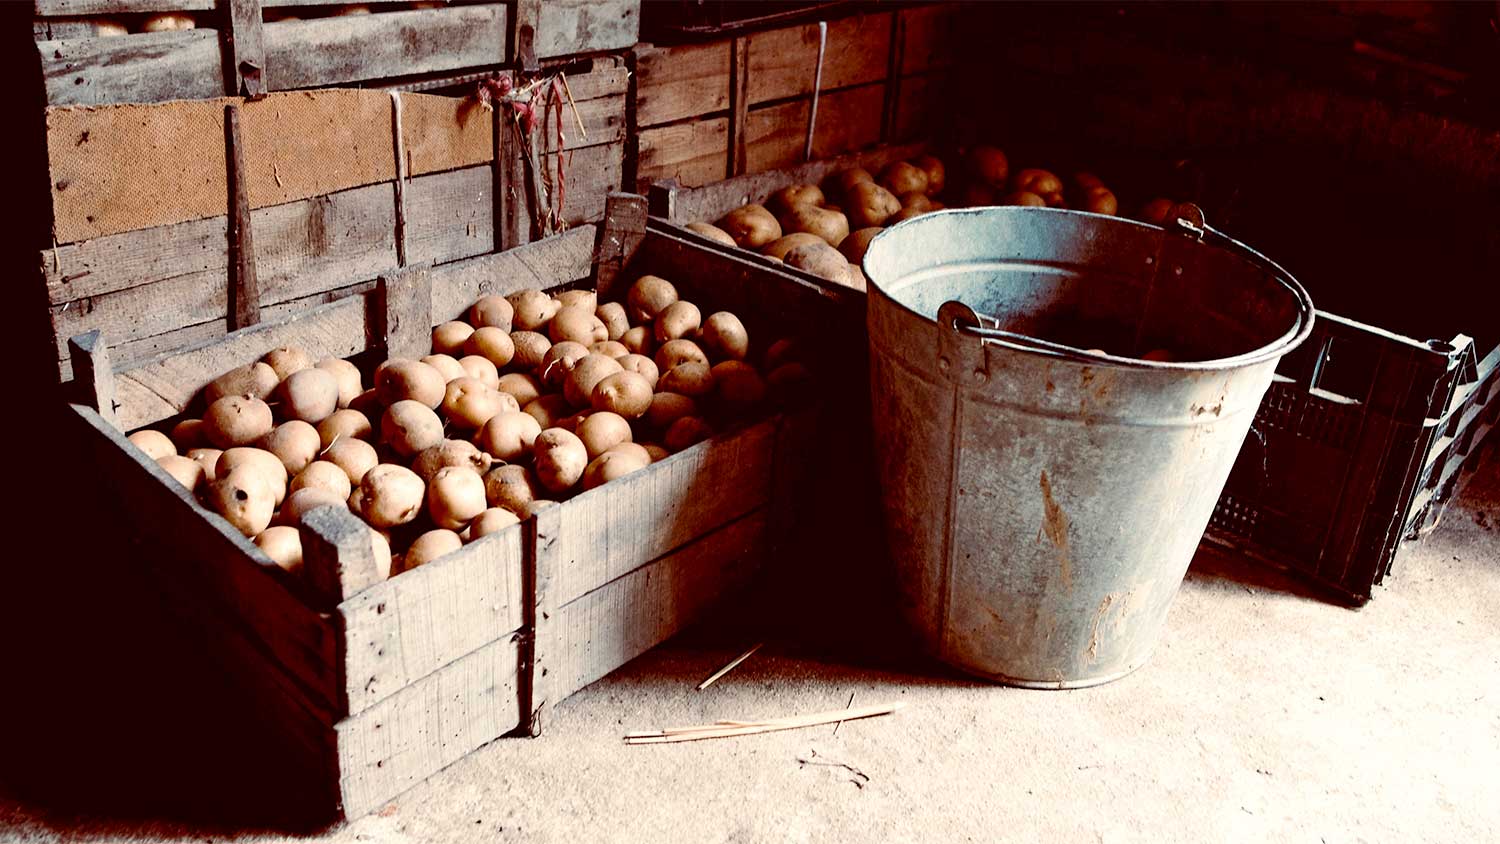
[688, 154, 948, 292]
[127, 277, 810, 586]
[951, 144, 1185, 224]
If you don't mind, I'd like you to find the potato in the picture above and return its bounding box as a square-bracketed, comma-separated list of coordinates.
[1072, 172, 1106, 192]
[555, 289, 598, 313]
[575, 411, 633, 460]
[970, 145, 1009, 187]
[261, 346, 312, 381]
[664, 417, 713, 452]
[838, 227, 883, 265]
[475, 412, 542, 463]
[421, 354, 466, 383]
[961, 183, 998, 207]
[255, 526, 303, 575]
[360, 464, 425, 528]
[887, 205, 928, 225]
[469, 295, 514, 331]
[717, 205, 782, 250]
[646, 393, 697, 431]
[1140, 198, 1175, 225]
[764, 338, 801, 372]
[767, 362, 814, 402]
[620, 326, 654, 356]
[699, 313, 749, 362]
[523, 394, 572, 429]
[616, 354, 660, 390]
[844, 262, 869, 292]
[170, 419, 207, 451]
[157, 455, 203, 491]
[457, 355, 501, 390]
[659, 362, 715, 398]
[464, 326, 517, 370]
[828, 167, 874, 198]
[626, 276, 679, 325]
[588, 340, 629, 360]
[1011, 168, 1062, 198]
[845, 182, 901, 228]
[468, 507, 521, 541]
[323, 437, 379, 486]
[533, 428, 588, 493]
[761, 233, 824, 262]
[654, 338, 708, 372]
[588, 372, 651, 418]
[1141, 348, 1174, 363]
[900, 192, 936, 214]
[605, 442, 653, 464]
[370, 530, 393, 580]
[442, 377, 513, 429]
[207, 362, 280, 404]
[291, 460, 353, 502]
[211, 466, 275, 537]
[129, 429, 176, 460]
[778, 205, 850, 247]
[540, 341, 590, 390]
[349, 388, 383, 421]
[278, 368, 339, 424]
[582, 450, 648, 491]
[684, 222, 737, 247]
[712, 361, 767, 412]
[262, 420, 321, 476]
[204, 395, 274, 448]
[382, 400, 444, 458]
[547, 306, 606, 346]
[314, 358, 364, 408]
[281, 487, 347, 529]
[564, 354, 624, 408]
[767, 184, 826, 216]
[1081, 189, 1119, 216]
[654, 301, 702, 343]
[216, 447, 288, 506]
[507, 289, 559, 332]
[432, 321, 475, 356]
[1002, 191, 1047, 207]
[412, 439, 492, 483]
[879, 161, 929, 197]
[509, 332, 552, 372]
[187, 448, 222, 483]
[142, 10, 194, 29]
[515, 500, 556, 520]
[317, 408, 372, 449]
[784, 241, 855, 285]
[375, 360, 445, 409]
[94, 19, 130, 36]
[484, 464, 538, 513]
[557, 412, 590, 433]
[641, 443, 670, 463]
[404, 529, 462, 571]
[589, 302, 629, 341]
[428, 466, 487, 531]
[911, 154, 946, 195]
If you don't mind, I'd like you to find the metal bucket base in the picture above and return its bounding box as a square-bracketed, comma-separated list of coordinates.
[947, 650, 1156, 690]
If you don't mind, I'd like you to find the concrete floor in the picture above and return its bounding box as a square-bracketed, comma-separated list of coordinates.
[4, 448, 1497, 843]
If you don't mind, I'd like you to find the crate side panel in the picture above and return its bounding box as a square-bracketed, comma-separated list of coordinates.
[534, 0, 640, 59]
[638, 117, 729, 188]
[39, 30, 222, 107]
[404, 165, 494, 266]
[634, 41, 729, 127]
[746, 13, 892, 105]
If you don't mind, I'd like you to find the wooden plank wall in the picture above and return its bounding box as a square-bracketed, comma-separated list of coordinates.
[42, 63, 626, 381]
[634, 4, 963, 190]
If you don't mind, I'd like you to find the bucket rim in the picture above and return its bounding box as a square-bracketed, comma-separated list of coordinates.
[862, 206, 1317, 372]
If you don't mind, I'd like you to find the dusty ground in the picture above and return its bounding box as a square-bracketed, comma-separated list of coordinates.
[4, 448, 1497, 843]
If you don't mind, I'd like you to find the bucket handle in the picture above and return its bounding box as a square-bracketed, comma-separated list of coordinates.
[942, 206, 1316, 370]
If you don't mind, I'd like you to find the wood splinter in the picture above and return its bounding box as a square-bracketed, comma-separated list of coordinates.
[696, 642, 763, 691]
[624, 701, 905, 745]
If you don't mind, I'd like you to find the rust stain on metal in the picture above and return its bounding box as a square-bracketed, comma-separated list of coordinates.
[1039, 471, 1072, 591]
[1086, 593, 1115, 662]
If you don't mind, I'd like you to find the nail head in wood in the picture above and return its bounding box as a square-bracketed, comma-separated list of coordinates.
[300, 505, 383, 606]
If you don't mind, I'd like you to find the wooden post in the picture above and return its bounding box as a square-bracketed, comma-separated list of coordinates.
[67, 330, 119, 429]
[389, 92, 409, 268]
[497, 105, 531, 249]
[378, 267, 432, 360]
[225, 103, 261, 331]
[300, 505, 383, 608]
[592, 193, 649, 302]
[726, 36, 750, 179]
[220, 0, 268, 99]
[881, 11, 905, 143]
[514, 0, 541, 71]
[516, 501, 559, 736]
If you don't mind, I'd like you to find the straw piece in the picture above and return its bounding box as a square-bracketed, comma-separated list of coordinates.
[696, 643, 763, 691]
[624, 702, 905, 745]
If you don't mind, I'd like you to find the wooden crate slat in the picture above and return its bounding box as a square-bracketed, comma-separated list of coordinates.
[899, 3, 962, 76]
[39, 29, 223, 107]
[403, 165, 495, 266]
[553, 419, 776, 605]
[742, 83, 885, 175]
[555, 141, 626, 224]
[634, 41, 730, 128]
[746, 13, 892, 106]
[35, 0, 215, 13]
[638, 117, 729, 189]
[894, 72, 950, 143]
[531, 0, 639, 59]
[263, 5, 507, 91]
[551, 506, 767, 700]
[339, 522, 526, 716]
[334, 634, 522, 819]
[69, 402, 343, 720]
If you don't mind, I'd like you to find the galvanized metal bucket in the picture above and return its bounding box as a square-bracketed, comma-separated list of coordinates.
[863, 205, 1315, 688]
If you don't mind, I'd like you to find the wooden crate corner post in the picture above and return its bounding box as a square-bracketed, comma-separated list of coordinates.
[379, 267, 433, 360]
[300, 505, 384, 608]
[516, 501, 560, 737]
[591, 192, 649, 301]
[67, 330, 119, 429]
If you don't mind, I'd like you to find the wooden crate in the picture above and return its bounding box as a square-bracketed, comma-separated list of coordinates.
[630, 3, 966, 191]
[40, 62, 627, 383]
[31, 0, 640, 106]
[61, 198, 861, 822]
